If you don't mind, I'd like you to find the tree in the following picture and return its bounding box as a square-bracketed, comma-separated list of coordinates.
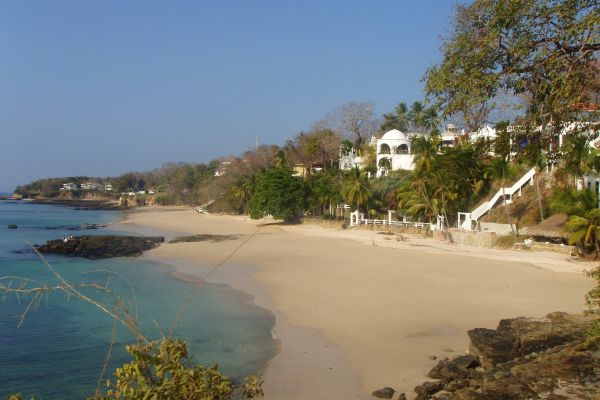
[426, 0, 599, 147]
[411, 136, 439, 173]
[341, 168, 371, 212]
[409, 101, 426, 132]
[306, 172, 342, 216]
[491, 156, 516, 234]
[284, 129, 341, 169]
[94, 339, 263, 400]
[318, 102, 379, 146]
[248, 167, 305, 223]
[381, 102, 410, 132]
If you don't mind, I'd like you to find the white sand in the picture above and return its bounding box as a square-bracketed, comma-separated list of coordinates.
[115, 208, 594, 399]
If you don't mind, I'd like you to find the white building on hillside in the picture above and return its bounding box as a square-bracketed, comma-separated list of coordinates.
[376, 129, 417, 177]
[339, 148, 368, 170]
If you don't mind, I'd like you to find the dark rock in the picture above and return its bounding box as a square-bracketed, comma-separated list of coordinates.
[467, 328, 515, 368]
[496, 311, 589, 356]
[417, 313, 598, 400]
[7, 224, 17, 229]
[428, 355, 479, 380]
[371, 387, 395, 398]
[169, 234, 241, 243]
[398, 394, 407, 400]
[37, 235, 164, 259]
[414, 380, 447, 400]
[31, 199, 122, 210]
[469, 312, 591, 369]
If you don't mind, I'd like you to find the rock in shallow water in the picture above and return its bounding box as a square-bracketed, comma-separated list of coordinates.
[36, 235, 164, 259]
[7, 224, 17, 229]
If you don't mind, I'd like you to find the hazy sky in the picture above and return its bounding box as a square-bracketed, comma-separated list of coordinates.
[0, 0, 459, 191]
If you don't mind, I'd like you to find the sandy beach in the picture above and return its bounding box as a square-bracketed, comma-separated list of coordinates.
[116, 207, 594, 399]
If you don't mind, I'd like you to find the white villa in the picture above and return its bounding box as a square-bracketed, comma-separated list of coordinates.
[375, 129, 416, 177]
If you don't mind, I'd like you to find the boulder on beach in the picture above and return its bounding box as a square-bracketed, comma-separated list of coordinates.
[371, 387, 395, 399]
[37, 235, 164, 259]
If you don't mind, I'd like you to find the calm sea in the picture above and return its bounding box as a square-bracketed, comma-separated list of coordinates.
[0, 201, 278, 399]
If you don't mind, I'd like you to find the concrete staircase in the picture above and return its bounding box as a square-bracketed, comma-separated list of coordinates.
[458, 168, 536, 230]
[196, 199, 215, 214]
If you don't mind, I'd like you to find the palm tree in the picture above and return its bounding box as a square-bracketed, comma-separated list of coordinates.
[432, 170, 458, 228]
[411, 136, 439, 173]
[409, 101, 425, 132]
[562, 132, 590, 180]
[394, 102, 410, 131]
[381, 102, 410, 132]
[549, 187, 599, 256]
[566, 209, 600, 257]
[423, 106, 441, 135]
[341, 168, 371, 212]
[490, 157, 516, 234]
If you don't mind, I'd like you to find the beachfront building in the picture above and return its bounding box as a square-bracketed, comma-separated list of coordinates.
[339, 148, 368, 171]
[440, 124, 461, 147]
[376, 129, 418, 177]
[81, 182, 102, 190]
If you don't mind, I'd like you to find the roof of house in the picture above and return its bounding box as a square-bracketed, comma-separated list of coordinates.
[525, 213, 569, 239]
[380, 129, 409, 141]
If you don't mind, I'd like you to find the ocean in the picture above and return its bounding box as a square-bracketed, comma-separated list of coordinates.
[0, 201, 278, 399]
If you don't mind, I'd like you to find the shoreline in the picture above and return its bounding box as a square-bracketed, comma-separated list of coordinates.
[115, 207, 594, 399]
[114, 213, 367, 399]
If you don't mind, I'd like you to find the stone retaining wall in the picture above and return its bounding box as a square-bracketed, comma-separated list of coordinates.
[301, 217, 346, 230]
[530, 242, 577, 256]
[448, 228, 497, 248]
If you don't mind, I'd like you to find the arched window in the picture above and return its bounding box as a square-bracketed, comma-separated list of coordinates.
[396, 144, 409, 154]
[588, 181, 592, 189]
[379, 143, 391, 154]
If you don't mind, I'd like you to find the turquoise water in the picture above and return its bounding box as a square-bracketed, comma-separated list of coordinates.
[0, 201, 278, 399]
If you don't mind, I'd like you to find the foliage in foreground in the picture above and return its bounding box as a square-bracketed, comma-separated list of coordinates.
[92, 339, 263, 400]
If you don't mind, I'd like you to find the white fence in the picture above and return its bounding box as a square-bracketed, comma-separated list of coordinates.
[361, 219, 430, 228]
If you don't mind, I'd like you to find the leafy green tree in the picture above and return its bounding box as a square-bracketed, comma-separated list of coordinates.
[93, 339, 263, 400]
[341, 168, 371, 212]
[426, 0, 599, 125]
[249, 167, 305, 223]
[305, 173, 342, 216]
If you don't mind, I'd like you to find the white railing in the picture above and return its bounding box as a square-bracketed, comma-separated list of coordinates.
[361, 219, 430, 228]
[459, 167, 536, 229]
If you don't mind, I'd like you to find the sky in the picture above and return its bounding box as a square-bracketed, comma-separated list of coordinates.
[0, 0, 460, 192]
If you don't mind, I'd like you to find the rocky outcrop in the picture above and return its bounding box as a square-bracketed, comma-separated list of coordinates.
[412, 312, 599, 400]
[169, 234, 241, 243]
[37, 235, 164, 259]
[31, 199, 122, 210]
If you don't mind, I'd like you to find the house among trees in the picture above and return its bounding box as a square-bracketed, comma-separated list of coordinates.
[376, 129, 417, 177]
